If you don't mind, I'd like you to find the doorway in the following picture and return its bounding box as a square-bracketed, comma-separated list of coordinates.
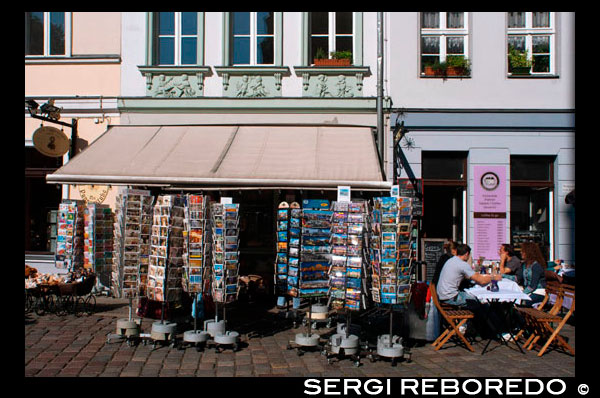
[421, 185, 464, 242]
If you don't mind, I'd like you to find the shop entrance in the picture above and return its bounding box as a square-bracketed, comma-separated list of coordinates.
[421, 185, 464, 242]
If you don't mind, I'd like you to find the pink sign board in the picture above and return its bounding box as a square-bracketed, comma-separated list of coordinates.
[473, 165, 508, 261]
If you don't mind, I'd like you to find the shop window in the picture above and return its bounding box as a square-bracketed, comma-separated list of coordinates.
[25, 12, 70, 56]
[507, 12, 555, 75]
[422, 151, 467, 182]
[153, 12, 201, 65]
[510, 155, 553, 183]
[230, 12, 275, 65]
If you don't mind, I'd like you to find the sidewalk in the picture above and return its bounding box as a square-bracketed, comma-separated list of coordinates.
[25, 296, 575, 378]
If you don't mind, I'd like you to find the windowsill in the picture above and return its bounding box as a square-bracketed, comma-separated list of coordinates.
[294, 65, 371, 75]
[138, 65, 212, 74]
[507, 74, 559, 79]
[214, 66, 291, 76]
[25, 55, 121, 64]
[420, 74, 471, 79]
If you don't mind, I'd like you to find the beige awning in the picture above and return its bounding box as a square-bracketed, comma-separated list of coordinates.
[47, 124, 390, 189]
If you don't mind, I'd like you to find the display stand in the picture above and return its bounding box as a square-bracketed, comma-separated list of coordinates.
[367, 196, 416, 366]
[83, 203, 113, 295]
[106, 296, 144, 346]
[148, 195, 185, 349]
[55, 200, 85, 271]
[287, 199, 332, 355]
[324, 200, 368, 367]
[204, 201, 241, 352]
[180, 195, 211, 350]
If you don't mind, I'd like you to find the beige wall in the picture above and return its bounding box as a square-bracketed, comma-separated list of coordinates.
[72, 12, 121, 55]
[25, 64, 120, 97]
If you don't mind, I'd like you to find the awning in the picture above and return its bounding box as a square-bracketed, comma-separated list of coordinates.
[47, 125, 390, 190]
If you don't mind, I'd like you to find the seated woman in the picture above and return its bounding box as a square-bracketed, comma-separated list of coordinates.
[498, 243, 521, 281]
[514, 242, 547, 307]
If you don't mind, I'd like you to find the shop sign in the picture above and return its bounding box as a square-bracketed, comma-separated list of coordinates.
[390, 185, 400, 198]
[473, 165, 508, 261]
[78, 185, 110, 204]
[32, 126, 70, 157]
[337, 186, 351, 202]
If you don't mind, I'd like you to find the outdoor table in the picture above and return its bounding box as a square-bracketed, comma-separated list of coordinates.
[465, 279, 531, 355]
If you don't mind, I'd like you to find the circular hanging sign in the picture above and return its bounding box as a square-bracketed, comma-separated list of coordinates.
[32, 126, 70, 157]
[78, 185, 110, 204]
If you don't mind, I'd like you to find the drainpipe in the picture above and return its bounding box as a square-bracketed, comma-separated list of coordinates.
[377, 12, 385, 180]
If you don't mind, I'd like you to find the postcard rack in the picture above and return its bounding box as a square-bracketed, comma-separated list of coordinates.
[83, 203, 113, 294]
[181, 194, 211, 350]
[367, 196, 417, 365]
[288, 199, 332, 354]
[204, 202, 241, 352]
[324, 200, 369, 366]
[148, 194, 185, 348]
[55, 200, 85, 271]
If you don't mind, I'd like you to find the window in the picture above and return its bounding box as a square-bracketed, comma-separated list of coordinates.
[420, 12, 469, 74]
[507, 12, 555, 75]
[154, 12, 200, 65]
[422, 151, 467, 182]
[309, 12, 353, 64]
[25, 12, 69, 56]
[230, 12, 275, 65]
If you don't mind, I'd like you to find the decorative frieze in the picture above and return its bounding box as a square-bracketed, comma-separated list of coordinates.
[214, 67, 290, 98]
[137, 66, 211, 98]
[293, 66, 371, 98]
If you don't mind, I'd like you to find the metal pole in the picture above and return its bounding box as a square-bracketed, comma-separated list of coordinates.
[389, 306, 393, 348]
[377, 12, 385, 178]
[69, 118, 78, 160]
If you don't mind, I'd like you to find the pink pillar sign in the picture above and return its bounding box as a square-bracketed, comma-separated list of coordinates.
[473, 165, 508, 261]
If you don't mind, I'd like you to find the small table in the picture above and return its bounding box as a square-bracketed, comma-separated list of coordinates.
[465, 279, 531, 354]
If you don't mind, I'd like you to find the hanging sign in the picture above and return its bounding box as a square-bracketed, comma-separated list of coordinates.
[337, 186, 351, 202]
[390, 185, 400, 198]
[32, 126, 70, 157]
[78, 185, 110, 204]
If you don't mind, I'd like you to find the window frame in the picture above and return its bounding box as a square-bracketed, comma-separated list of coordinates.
[25, 12, 72, 57]
[308, 12, 354, 64]
[419, 12, 470, 75]
[229, 12, 277, 66]
[506, 12, 556, 76]
[152, 12, 204, 66]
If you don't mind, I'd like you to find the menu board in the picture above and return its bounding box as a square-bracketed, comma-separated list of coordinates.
[421, 238, 446, 282]
[473, 166, 508, 261]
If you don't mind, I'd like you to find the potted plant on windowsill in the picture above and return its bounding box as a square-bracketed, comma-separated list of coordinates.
[424, 62, 445, 76]
[508, 47, 532, 75]
[313, 48, 352, 66]
[445, 55, 471, 77]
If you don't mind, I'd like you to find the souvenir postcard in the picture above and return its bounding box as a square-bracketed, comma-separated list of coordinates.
[331, 255, 347, 267]
[346, 278, 361, 289]
[189, 275, 202, 284]
[277, 231, 288, 242]
[333, 201, 349, 212]
[398, 215, 412, 225]
[347, 268, 361, 279]
[345, 299, 360, 311]
[287, 265, 298, 277]
[330, 267, 345, 278]
[226, 276, 238, 285]
[287, 286, 298, 297]
[289, 247, 299, 257]
[213, 289, 224, 302]
[302, 199, 330, 210]
[333, 212, 347, 223]
[225, 235, 238, 245]
[300, 261, 329, 272]
[304, 236, 329, 246]
[291, 209, 302, 218]
[347, 235, 362, 246]
[331, 246, 346, 255]
[371, 275, 380, 289]
[382, 249, 396, 260]
[288, 257, 299, 267]
[371, 288, 381, 303]
[299, 287, 328, 297]
[330, 277, 345, 288]
[345, 288, 361, 300]
[276, 253, 287, 264]
[225, 220, 238, 230]
[381, 293, 397, 304]
[346, 246, 360, 256]
[302, 245, 331, 254]
[287, 276, 298, 286]
[225, 251, 239, 261]
[189, 266, 203, 275]
[214, 264, 224, 275]
[277, 263, 287, 274]
[331, 233, 347, 245]
[277, 221, 288, 231]
[277, 274, 287, 283]
[290, 218, 300, 228]
[225, 263, 238, 272]
[189, 230, 203, 243]
[302, 227, 330, 237]
[289, 237, 300, 248]
[277, 209, 288, 221]
[277, 242, 288, 252]
[330, 225, 346, 235]
[301, 269, 328, 282]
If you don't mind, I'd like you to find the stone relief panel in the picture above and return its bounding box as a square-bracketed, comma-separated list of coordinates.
[223, 74, 282, 98]
[303, 74, 364, 98]
[149, 73, 203, 98]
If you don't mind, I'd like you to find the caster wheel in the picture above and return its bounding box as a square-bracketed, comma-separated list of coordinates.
[354, 361, 361, 368]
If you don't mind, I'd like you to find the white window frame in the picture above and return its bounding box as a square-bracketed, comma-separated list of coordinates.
[420, 12, 469, 73]
[231, 12, 276, 66]
[25, 12, 72, 57]
[155, 12, 199, 66]
[310, 12, 354, 61]
[507, 12, 556, 75]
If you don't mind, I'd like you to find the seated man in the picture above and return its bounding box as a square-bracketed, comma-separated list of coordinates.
[437, 243, 502, 338]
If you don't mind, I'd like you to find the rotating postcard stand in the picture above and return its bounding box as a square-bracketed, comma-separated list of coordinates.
[287, 199, 332, 355]
[367, 196, 416, 366]
[204, 202, 241, 352]
[180, 195, 211, 351]
[324, 200, 369, 367]
[107, 190, 153, 346]
[274, 202, 303, 324]
[147, 195, 185, 349]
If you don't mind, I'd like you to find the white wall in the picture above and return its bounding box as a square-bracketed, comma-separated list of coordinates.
[121, 12, 147, 97]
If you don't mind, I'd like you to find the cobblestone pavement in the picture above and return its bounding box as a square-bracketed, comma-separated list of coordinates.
[25, 296, 575, 378]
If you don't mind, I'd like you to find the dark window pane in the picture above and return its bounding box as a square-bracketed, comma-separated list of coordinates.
[158, 12, 174, 35]
[232, 12, 250, 35]
[422, 12, 439, 29]
[158, 37, 174, 65]
[335, 36, 352, 53]
[511, 157, 553, 181]
[336, 12, 352, 34]
[311, 37, 329, 62]
[310, 12, 328, 34]
[508, 36, 526, 52]
[532, 36, 550, 53]
[182, 12, 197, 35]
[447, 12, 464, 28]
[532, 55, 550, 73]
[257, 12, 274, 35]
[421, 36, 440, 54]
[233, 37, 250, 64]
[256, 37, 274, 64]
[422, 152, 467, 180]
[508, 12, 525, 28]
[532, 12, 550, 28]
[25, 12, 44, 55]
[446, 37, 464, 54]
[181, 37, 197, 64]
[49, 12, 65, 55]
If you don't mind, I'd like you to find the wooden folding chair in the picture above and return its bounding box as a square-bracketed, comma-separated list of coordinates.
[517, 282, 575, 357]
[430, 283, 475, 352]
[513, 281, 563, 345]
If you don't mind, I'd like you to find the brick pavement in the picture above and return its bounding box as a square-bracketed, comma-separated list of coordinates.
[25, 296, 575, 377]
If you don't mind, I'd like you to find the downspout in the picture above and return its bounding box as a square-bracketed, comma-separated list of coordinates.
[377, 12, 386, 180]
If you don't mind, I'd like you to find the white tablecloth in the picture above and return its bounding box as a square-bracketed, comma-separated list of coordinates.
[465, 279, 531, 303]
